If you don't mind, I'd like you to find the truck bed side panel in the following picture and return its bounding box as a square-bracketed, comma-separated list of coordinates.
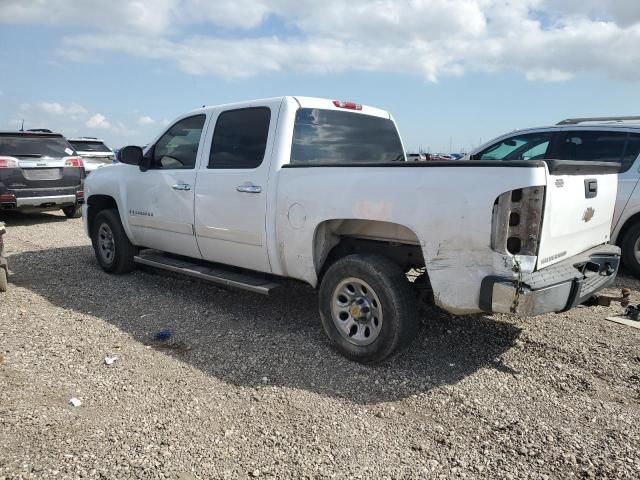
[275, 164, 548, 314]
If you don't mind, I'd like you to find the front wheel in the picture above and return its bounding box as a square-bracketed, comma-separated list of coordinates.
[61, 204, 82, 218]
[91, 209, 136, 274]
[318, 254, 418, 364]
[621, 222, 640, 278]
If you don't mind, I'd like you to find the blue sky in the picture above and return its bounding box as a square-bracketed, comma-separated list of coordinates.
[1, 0, 639, 153]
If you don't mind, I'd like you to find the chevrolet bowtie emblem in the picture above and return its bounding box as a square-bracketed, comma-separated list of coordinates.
[582, 207, 595, 222]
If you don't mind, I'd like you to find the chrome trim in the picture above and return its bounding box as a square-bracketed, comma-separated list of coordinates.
[15, 195, 76, 207]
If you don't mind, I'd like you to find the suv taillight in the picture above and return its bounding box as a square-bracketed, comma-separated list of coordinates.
[491, 186, 544, 256]
[64, 156, 84, 167]
[0, 156, 19, 168]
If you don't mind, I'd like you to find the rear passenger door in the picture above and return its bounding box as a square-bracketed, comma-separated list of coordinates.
[550, 130, 638, 227]
[194, 100, 281, 273]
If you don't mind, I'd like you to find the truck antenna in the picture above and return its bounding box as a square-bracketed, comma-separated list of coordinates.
[20, 119, 24, 132]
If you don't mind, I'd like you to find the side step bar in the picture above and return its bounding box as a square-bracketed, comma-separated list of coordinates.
[134, 250, 281, 295]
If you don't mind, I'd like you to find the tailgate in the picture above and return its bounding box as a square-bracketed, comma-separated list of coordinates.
[537, 160, 619, 269]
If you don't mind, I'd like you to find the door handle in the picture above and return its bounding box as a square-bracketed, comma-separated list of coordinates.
[172, 183, 191, 191]
[236, 184, 262, 194]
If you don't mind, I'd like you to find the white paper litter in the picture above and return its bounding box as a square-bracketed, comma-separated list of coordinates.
[104, 355, 118, 366]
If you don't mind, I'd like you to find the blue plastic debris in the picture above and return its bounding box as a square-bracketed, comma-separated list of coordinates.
[154, 328, 173, 342]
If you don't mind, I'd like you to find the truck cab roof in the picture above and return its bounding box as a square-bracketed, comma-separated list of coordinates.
[189, 96, 392, 120]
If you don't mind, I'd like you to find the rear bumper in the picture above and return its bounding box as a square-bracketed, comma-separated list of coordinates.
[480, 244, 620, 316]
[16, 194, 77, 207]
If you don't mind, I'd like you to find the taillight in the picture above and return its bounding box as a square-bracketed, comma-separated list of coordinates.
[0, 194, 16, 202]
[0, 156, 19, 168]
[64, 156, 84, 167]
[491, 186, 544, 256]
[332, 100, 362, 110]
[76, 191, 84, 199]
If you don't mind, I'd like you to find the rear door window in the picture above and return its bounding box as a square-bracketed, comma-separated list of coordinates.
[0, 134, 73, 157]
[552, 130, 628, 170]
[474, 133, 552, 161]
[208, 107, 271, 169]
[290, 109, 405, 164]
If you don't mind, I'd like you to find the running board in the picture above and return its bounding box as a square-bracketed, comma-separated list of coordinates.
[134, 250, 281, 295]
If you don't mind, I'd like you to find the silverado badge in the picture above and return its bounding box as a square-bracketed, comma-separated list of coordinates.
[582, 207, 595, 222]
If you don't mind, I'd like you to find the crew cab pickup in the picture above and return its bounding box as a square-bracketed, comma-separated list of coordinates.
[83, 96, 621, 363]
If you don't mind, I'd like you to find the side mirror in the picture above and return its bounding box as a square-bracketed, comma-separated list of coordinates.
[119, 145, 143, 166]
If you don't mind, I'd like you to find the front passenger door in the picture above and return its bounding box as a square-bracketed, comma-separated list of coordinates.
[125, 114, 207, 258]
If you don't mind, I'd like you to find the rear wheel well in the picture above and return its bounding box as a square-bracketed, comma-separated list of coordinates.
[87, 195, 118, 236]
[313, 219, 426, 280]
[615, 212, 640, 247]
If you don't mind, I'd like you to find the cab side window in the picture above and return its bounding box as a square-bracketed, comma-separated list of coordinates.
[152, 115, 206, 169]
[475, 133, 551, 161]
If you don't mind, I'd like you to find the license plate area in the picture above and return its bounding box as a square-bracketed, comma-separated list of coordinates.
[22, 168, 62, 181]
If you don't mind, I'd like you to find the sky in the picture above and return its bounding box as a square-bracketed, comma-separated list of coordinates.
[1, 0, 639, 153]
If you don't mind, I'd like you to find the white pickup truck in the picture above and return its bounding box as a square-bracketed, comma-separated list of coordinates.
[84, 96, 621, 363]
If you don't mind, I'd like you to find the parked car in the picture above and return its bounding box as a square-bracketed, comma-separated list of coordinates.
[0, 221, 6, 292]
[0, 131, 85, 218]
[465, 116, 640, 276]
[67, 137, 115, 174]
[84, 97, 620, 363]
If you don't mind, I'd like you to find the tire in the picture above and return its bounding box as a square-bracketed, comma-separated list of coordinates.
[62, 204, 82, 218]
[318, 254, 418, 364]
[0, 268, 7, 292]
[620, 222, 640, 277]
[91, 209, 136, 274]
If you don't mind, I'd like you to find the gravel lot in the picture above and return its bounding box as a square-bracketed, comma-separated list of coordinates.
[1, 211, 639, 479]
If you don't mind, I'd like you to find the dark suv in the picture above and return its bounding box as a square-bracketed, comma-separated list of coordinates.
[0, 131, 85, 218]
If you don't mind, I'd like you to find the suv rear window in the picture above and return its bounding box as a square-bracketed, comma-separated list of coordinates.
[68, 140, 111, 153]
[290, 109, 405, 164]
[0, 134, 73, 157]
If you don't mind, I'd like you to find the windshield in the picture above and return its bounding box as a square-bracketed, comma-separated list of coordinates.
[0, 134, 73, 157]
[69, 140, 111, 153]
[291, 108, 405, 164]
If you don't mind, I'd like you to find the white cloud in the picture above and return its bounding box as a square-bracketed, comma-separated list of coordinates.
[86, 113, 111, 129]
[137, 115, 155, 126]
[38, 102, 88, 115]
[3, 0, 640, 82]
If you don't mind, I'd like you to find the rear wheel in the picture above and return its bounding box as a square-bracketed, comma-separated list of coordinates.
[91, 209, 136, 273]
[620, 222, 640, 277]
[319, 254, 418, 364]
[62, 204, 82, 218]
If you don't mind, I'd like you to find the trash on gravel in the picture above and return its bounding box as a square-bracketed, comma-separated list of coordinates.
[68, 398, 82, 407]
[154, 328, 173, 342]
[606, 315, 640, 329]
[104, 355, 118, 366]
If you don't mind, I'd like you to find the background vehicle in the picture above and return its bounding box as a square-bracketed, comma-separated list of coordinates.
[67, 137, 115, 174]
[466, 116, 640, 276]
[84, 97, 620, 363]
[0, 131, 85, 218]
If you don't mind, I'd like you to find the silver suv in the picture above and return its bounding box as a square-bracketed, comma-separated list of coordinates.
[466, 117, 640, 276]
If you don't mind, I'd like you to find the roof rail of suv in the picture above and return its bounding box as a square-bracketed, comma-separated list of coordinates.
[557, 116, 640, 125]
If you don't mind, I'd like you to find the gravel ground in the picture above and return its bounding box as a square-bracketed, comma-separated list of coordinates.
[0, 210, 639, 479]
